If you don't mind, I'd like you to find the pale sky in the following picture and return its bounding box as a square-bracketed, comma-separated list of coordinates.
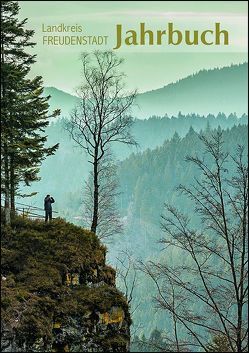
[19, 1, 248, 94]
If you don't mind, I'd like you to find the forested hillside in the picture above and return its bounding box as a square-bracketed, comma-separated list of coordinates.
[118, 124, 248, 227]
[134, 63, 248, 118]
[114, 124, 248, 343]
[44, 63, 248, 120]
[23, 113, 248, 216]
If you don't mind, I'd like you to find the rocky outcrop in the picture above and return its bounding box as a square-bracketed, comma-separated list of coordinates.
[1, 217, 131, 352]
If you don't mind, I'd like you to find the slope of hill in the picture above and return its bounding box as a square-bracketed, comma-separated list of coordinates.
[19, 113, 247, 216]
[118, 124, 248, 229]
[111, 124, 248, 337]
[134, 63, 248, 118]
[44, 87, 80, 118]
[44, 63, 248, 120]
[1, 217, 130, 352]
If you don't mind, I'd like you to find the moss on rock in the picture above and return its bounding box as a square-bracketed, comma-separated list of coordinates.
[1, 216, 130, 352]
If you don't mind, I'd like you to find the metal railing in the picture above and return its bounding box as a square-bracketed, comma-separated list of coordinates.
[2, 200, 59, 220]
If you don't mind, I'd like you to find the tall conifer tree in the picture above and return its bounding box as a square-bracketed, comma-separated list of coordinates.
[1, 1, 59, 223]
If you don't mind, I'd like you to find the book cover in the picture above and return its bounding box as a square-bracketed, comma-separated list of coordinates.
[1, 1, 248, 352]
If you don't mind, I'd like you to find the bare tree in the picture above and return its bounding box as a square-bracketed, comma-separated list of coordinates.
[115, 249, 142, 342]
[83, 151, 123, 240]
[66, 51, 136, 235]
[142, 132, 248, 352]
[116, 249, 139, 307]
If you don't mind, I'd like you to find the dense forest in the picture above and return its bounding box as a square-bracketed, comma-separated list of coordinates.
[118, 124, 248, 227]
[113, 124, 248, 345]
[28, 113, 248, 218]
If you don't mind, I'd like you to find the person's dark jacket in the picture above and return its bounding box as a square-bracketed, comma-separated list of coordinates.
[44, 196, 55, 211]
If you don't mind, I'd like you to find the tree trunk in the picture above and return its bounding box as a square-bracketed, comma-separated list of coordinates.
[10, 153, 15, 218]
[4, 145, 11, 224]
[91, 157, 99, 234]
[1, 31, 10, 224]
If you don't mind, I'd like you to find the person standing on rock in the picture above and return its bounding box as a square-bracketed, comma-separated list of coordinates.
[44, 195, 55, 222]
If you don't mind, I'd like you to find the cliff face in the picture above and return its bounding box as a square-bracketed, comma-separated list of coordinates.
[1, 217, 131, 352]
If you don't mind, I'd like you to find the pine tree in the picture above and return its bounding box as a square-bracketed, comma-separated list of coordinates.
[1, 1, 59, 223]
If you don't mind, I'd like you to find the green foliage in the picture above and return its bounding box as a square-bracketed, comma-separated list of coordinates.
[1, 0, 59, 211]
[2, 217, 105, 278]
[132, 329, 166, 352]
[63, 285, 130, 322]
[206, 335, 232, 352]
[97, 334, 130, 352]
[114, 124, 248, 341]
[118, 124, 248, 227]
